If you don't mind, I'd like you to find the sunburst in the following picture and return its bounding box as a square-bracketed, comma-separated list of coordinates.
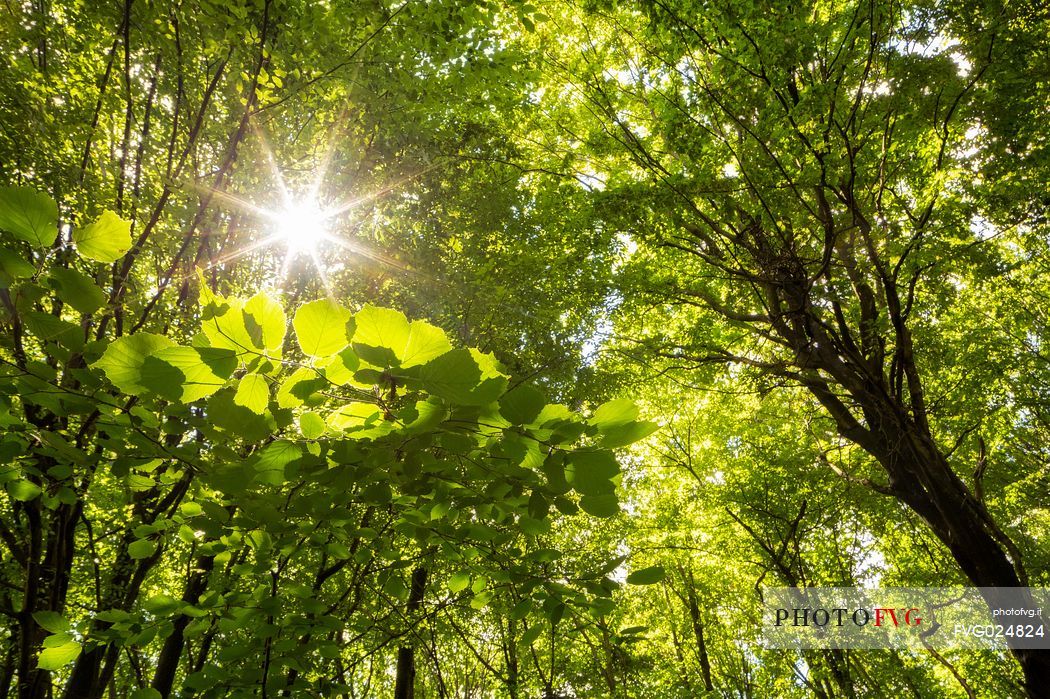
[195, 123, 433, 296]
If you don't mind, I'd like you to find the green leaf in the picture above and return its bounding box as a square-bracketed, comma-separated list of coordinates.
[318, 347, 360, 385]
[520, 623, 543, 646]
[199, 290, 255, 353]
[448, 572, 471, 593]
[361, 481, 392, 504]
[294, 299, 353, 357]
[74, 210, 132, 262]
[590, 399, 639, 429]
[579, 494, 619, 518]
[23, 311, 81, 346]
[276, 367, 325, 408]
[541, 454, 572, 495]
[352, 305, 452, 367]
[626, 565, 666, 585]
[416, 348, 507, 406]
[140, 346, 237, 402]
[0, 186, 58, 247]
[402, 319, 453, 366]
[299, 411, 325, 439]
[243, 291, 286, 351]
[48, 268, 107, 314]
[0, 246, 36, 279]
[566, 451, 620, 496]
[32, 611, 70, 634]
[234, 374, 270, 414]
[7, 480, 42, 502]
[499, 385, 546, 424]
[326, 402, 390, 437]
[510, 599, 532, 620]
[470, 590, 494, 610]
[600, 420, 660, 448]
[351, 305, 410, 365]
[128, 538, 157, 560]
[206, 388, 276, 442]
[93, 333, 175, 395]
[143, 594, 180, 615]
[37, 634, 81, 670]
[251, 440, 301, 485]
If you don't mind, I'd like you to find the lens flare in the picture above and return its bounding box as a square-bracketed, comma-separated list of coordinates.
[270, 200, 331, 256]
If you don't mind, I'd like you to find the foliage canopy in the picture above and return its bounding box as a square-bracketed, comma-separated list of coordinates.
[1, 0, 1049, 697]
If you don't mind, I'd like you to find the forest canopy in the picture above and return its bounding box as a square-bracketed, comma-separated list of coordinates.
[1, 0, 1049, 697]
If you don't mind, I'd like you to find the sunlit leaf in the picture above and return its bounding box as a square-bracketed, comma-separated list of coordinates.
[32, 611, 70, 634]
[299, 411, 325, 439]
[93, 333, 175, 394]
[0, 186, 58, 247]
[416, 348, 507, 406]
[234, 374, 270, 414]
[243, 291, 286, 352]
[294, 299, 353, 357]
[74, 210, 132, 262]
[140, 346, 237, 402]
[448, 572, 471, 593]
[37, 634, 81, 670]
[128, 539, 157, 560]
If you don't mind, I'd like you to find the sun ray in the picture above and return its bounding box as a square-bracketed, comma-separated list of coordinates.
[320, 160, 447, 219]
[306, 105, 351, 204]
[251, 122, 293, 209]
[201, 234, 284, 269]
[308, 247, 335, 299]
[187, 183, 273, 221]
[193, 127, 458, 288]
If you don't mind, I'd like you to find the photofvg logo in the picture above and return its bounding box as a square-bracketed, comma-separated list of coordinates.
[761, 588, 1050, 650]
[773, 605, 923, 629]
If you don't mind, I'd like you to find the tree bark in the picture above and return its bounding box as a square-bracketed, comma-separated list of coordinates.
[149, 556, 215, 697]
[393, 567, 428, 699]
[684, 571, 714, 693]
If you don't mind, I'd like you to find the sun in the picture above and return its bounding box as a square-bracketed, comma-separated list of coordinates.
[269, 199, 333, 256]
[194, 126, 429, 293]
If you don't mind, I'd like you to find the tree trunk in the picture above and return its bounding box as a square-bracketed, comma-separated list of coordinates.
[17, 499, 80, 699]
[805, 355, 1050, 696]
[394, 567, 428, 699]
[684, 572, 714, 693]
[149, 556, 214, 697]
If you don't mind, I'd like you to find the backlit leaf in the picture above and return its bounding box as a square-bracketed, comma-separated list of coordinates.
[566, 451, 620, 496]
[0, 186, 58, 247]
[74, 210, 132, 262]
[579, 494, 619, 518]
[37, 635, 81, 670]
[234, 374, 270, 414]
[243, 291, 286, 351]
[93, 333, 175, 394]
[294, 299, 352, 357]
[32, 611, 70, 634]
[49, 268, 107, 314]
[128, 538, 157, 560]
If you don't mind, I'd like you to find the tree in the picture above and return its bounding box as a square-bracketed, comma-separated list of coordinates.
[0, 186, 659, 696]
[2, 0, 1048, 695]
[516, 0, 1050, 693]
